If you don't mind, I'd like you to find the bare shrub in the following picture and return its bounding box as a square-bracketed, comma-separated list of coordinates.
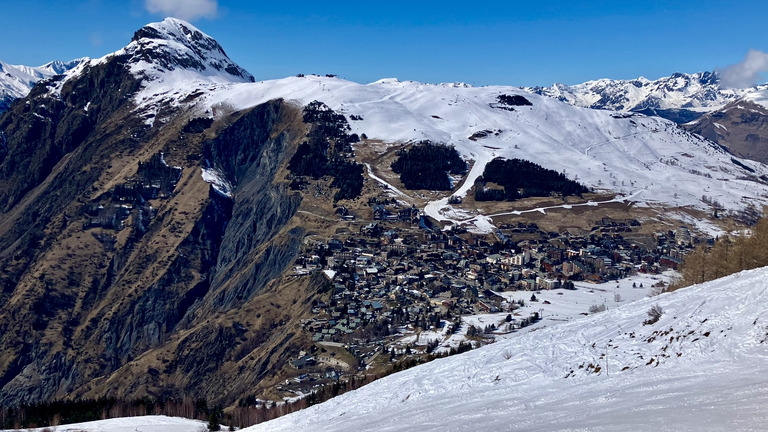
[643, 305, 663, 325]
[589, 304, 607, 314]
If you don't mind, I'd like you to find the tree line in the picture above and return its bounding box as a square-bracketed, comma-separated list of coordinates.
[1, 396, 217, 430]
[672, 217, 768, 289]
[390, 141, 467, 190]
[288, 101, 364, 202]
[474, 158, 589, 201]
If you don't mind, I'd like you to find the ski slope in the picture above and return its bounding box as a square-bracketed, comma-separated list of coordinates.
[199, 75, 768, 231]
[245, 267, 768, 432]
[14, 269, 767, 432]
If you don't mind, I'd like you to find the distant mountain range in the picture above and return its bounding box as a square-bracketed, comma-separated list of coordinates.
[528, 72, 768, 124]
[0, 59, 84, 112]
[529, 72, 768, 164]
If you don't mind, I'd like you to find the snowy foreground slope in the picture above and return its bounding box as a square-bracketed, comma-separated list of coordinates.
[1, 415, 207, 432]
[246, 268, 768, 432]
[14, 270, 767, 432]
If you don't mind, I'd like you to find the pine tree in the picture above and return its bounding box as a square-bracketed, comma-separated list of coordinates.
[208, 408, 221, 431]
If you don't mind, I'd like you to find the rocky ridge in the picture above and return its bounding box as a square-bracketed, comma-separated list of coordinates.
[0, 58, 84, 113]
[684, 93, 768, 164]
[528, 71, 766, 123]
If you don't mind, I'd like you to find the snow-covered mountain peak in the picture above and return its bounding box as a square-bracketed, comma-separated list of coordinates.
[528, 71, 759, 123]
[34, 18, 256, 123]
[0, 58, 85, 112]
[126, 17, 254, 84]
[43, 18, 254, 99]
[37, 58, 88, 76]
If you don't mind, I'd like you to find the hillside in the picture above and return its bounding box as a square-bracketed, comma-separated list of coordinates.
[684, 90, 768, 164]
[246, 266, 768, 432]
[125, 74, 768, 233]
[0, 18, 320, 408]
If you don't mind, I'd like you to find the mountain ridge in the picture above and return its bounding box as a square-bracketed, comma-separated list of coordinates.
[528, 71, 768, 124]
[0, 58, 84, 113]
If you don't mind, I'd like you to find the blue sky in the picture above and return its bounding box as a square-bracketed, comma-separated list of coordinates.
[2, 0, 767, 86]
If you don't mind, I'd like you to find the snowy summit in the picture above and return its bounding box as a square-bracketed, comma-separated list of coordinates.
[125, 17, 255, 84]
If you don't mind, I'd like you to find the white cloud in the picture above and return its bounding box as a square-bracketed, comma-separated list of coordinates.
[718, 49, 768, 89]
[144, 0, 218, 21]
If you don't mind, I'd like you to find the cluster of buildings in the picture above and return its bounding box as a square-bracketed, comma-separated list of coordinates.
[295, 203, 695, 345]
[280, 200, 697, 400]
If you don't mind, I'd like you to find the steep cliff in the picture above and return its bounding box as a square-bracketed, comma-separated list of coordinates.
[0, 20, 316, 407]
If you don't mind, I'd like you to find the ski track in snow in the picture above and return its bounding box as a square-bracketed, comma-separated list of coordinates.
[364, 163, 409, 199]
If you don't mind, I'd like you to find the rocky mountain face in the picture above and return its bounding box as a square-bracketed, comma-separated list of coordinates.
[528, 72, 760, 124]
[0, 59, 84, 113]
[121, 17, 254, 84]
[684, 95, 768, 164]
[0, 19, 320, 407]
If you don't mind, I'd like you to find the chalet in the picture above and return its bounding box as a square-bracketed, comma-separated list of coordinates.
[482, 289, 506, 303]
[372, 204, 387, 220]
[398, 207, 420, 223]
[361, 222, 382, 237]
[477, 300, 498, 313]
[291, 355, 316, 369]
[327, 238, 344, 251]
[659, 255, 682, 270]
